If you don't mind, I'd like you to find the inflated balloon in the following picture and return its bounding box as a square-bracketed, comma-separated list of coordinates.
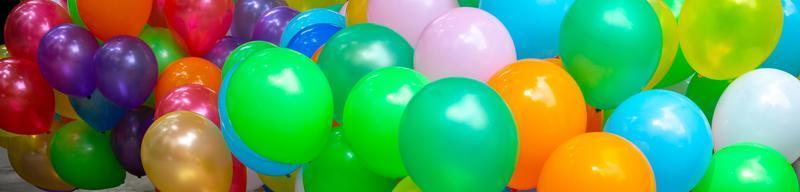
[69, 90, 126, 132]
[0, 45, 9, 59]
[400, 77, 517, 191]
[204, 36, 244, 69]
[605, 90, 712, 192]
[0, 57, 55, 135]
[53, 90, 79, 120]
[222, 41, 277, 77]
[258, 170, 299, 192]
[654, 0, 695, 88]
[694, 143, 799, 192]
[164, 0, 234, 56]
[303, 129, 397, 191]
[280, 8, 345, 47]
[37, 24, 99, 97]
[76, 0, 151, 40]
[66, 0, 84, 27]
[4, 0, 70, 60]
[142, 111, 232, 191]
[95, 36, 158, 109]
[109, 107, 154, 177]
[233, 0, 288, 40]
[713, 69, 800, 161]
[760, 0, 800, 76]
[148, 0, 168, 27]
[393, 177, 421, 192]
[559, 0, 662, 109]
[487, 59, 586, 190]
[286, 24, 341, 57]
[154, 57, 221, 105]
[245, 169, 266, 191]
[139, 27, 187, 74]
[7, 133, 74, 191]
[679, 0, 783, 80]
[414, 8, 516, 82]
[155, 84, 220, 126]
[252, 6, 299, 45]
[586, 105, 603, 132]
[538, 133, 655, 192]
[345, 0, 367, 25]
[230, 158, 248, 192]
[685, 75, 731, 121]
[459, 0, 479, 7]
[368, 0, 457, 45]
[643, 0, 679, 90]
[318, 23, 413, 122]
[50, 120, 126, 190]
[480, 0, 572, 59]
[285, 0, 346, 11]
[326, 3, 344, 12]
[342, 67, 429, 179]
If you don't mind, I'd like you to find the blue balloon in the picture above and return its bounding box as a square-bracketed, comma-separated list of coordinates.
[280, 8, 345, 47]
[604, 90, 712, 192]
[69, 90, 126, 132]
[760, 0, 800, 76]
[479, 0, 574, 59]
[286, 24, 342, 57]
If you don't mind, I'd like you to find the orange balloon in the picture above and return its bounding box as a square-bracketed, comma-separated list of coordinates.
[586, 105, 603, 132]
[538, 133, 655, 192]
[487, 59, 587, 190]
[312, 45, 324, 63]
[154, 57, 221, 105]
[77, 0, 152, 41]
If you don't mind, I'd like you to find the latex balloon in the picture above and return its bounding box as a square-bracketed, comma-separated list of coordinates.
[95, 36, 158, 109]
[280, 8, 345, 47]
[713, 69, 800, 161]
[110, 107, 154, 177]
[643, 0, 679, 90]
[0, 57, 55, 135]
[303, 129, 397, 191]
[4, 0, 70, 61]
[154, 57, 221, 105]
[487, 59, 586, 190]
[222, 41, 277, 77]
[285, 0, 346, 11]
[679, 0, 783, 80]
[344, 0, 367, 25]
[155, 84, 220, 126]
[586, 105, 603, 132]
[685, 75, 731, 121]
[164, 0, 234, 56]
[694, 143, 799, 192]
[69, 90, 126, 132]
[50, 120, 126, 190]
[139, 27, 188, 74]
[400, 77, 517, 191]
[318, 23, 413, 122]
[148, 0, 168, 27]
[760, 0, 800, 76]
[204, 36, 244, 69]
[655, 48, 695, 88]
[605, 90, 712, 192]
[393, 177, 421, 192]
[459, 0, 479, 7]
[252, 6, 299, 45]
[37, 24, 99, 97]
[142, 111, 233, 191]
[480, 0, 572, 59]
[342, 67, 429, 178]
[538, 133, 655, 192]
[0, 45, 9, 59]
[53, 90, 80, 120]
[77, 0, 151, 40]
[233, 0, 288, 40]
[369, 0, 457, 45]
[414, 8, 516, 82]
[246, 169, 266, 191]
[7, 133, 74, 191]
[295, 169, 305, 192]
[231, 158, 248, 192]
[259, 170, 299, 192]
[286, 24, 341, 58]
[326, 3, 343, 11]
[66, 0, 84, 27]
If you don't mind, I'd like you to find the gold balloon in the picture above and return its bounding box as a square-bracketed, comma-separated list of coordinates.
[258, 170, 299, 192]
[141, 111, 232, 192]
[393, 177, 421, 192]
[345, 0, 368, 25]
[53, 90, 80, 120]
[7, 133, 75, 191]
[643, 0, 679, 90]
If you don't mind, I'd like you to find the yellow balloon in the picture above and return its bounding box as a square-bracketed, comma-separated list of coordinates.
[345, 0, 368, 25]
[678, 0, 783, 80]
[53, 90, 80, 120]
[286, 0, 346, 11]
[393, 177, 421, 192]
[7, 133, 75, 191]
[643, 0, 678, 90]
[141, 111, 232, 192]
[258, 170, 299, 192]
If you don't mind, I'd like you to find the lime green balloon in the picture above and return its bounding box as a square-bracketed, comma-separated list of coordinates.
[318, 23, 414, 122]
[227, 48, 333, 164]
[139, 27, 187, 74]
[399, 77, 518, 191]
[342, 67, 429, 179]
[303, 129, 398, 191]
[459, 0, 480, 7]
[694, 143, 799, 192]
[662, 0, 683, 18]
[685, 75, 731, 121]
[559, 0, 662, 109]
[50, 120, 125, 190]
[67, 0, 85, 27]
[222, 41, 277, 77]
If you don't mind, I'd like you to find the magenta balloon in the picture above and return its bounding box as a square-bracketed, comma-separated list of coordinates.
[368, 0, 457, 45]
[154, 84, 220, 126]
[4, 0, 71, 61]
[252, 6, 299, 45]
[38, 24, 99, 97]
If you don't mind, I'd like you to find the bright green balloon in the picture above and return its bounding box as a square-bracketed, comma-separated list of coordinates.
[49, 120, 125, 190]
[662, 0, 683, 18]
[221, 41, 277, 77]
[459, 0, 480, 7]
[139, 27, 187, 74]
[685, 75, 731, 121]
[318, 23, 414, 122]
[399, 77, 518, 192]
[67, 0, 85, 27]
[694, 143, 799, 192]
[303, 129, 398, 191]
[227, 48, 333, 164]
[342, 67, 429, 179]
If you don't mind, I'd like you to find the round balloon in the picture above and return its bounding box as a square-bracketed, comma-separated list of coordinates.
[643, 0, 679, 89]
[653, 0, 695, 88]
[7, 133, 74, 191]
[286, 0, 345, 11]
[369, 0, 457, 45]
[4, 0, 70, 61]
[76, 0, 151, 40]
[154, 57, 221, 105]
[252, 6, 299, 45]
[53, 90, 80, 120]
[37, 24, 99, 97]
[164, 0, 234, 56]
[139, 27, 188, 74]
[0, 57, 55, 135]
[110, 107, 154, 177]
[685, 75, 731, 121]
[479, 0, 572, 59]
[286, 23, 341, 58]
[393, 177, 421, 192]
[95, 36, 158, 109]
[204, 36, 244, 69]
[760, 0, 800, 76]
[303, 129, 397, 191]
[50, 120, 126, 190]
[694, 143, 799, 192]
[155, 84, 220, 126]
[68, 90, 126, 132]
[280, 8, 345, 47]
[222, 41, 277, 77]
[232, 0, 288, 40]
[258, 170, 299, 192]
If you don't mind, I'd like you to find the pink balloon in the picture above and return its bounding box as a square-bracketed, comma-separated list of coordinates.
[414, 8, 516, 82]
[368, 0, 456, 45]
[155, 84, 220, 126]
[339, 1, 348, 15]
[164, 0, 234, 56]
[4, 0, 70, 61]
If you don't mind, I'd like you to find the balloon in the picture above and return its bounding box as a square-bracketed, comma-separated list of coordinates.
[252, 6, 299, 45]
[414, 8, 516, 82]
[479, 0, 571, 59]
[76, 0, 151, 41]
[109, 107, 154, 177]
[204, 36, 245, 69]
[139, 27, 187, 74]
[326, 3, 343, 11]
[295, 169, 305, 192]
[142, 111, 232, 191]
[685, 75, 731, 121]
[280, 8, 345, 47]
[7, 133, 74, 191]
[226, 48, 332, 164]
[286, 24, 341, 58]
[155, 84, 220, 126]
[342, 67, 429, 178]
[393, 177, 421, 192]
[231, 158, 248, 192]
[369, 0, 457, 45]
[0, 45, 9, 59]
[760, 0, 800, 76]
[642, 0, 679, 90]
[94, 36, 159, 109]
[66, 0, 84, 27]
[259, 170, 300, 192]
[605, 90, 712, 192]
[586, 105, 603, 132]
[222, 41, 277, 77]
[154, 57, 221, 105]
[486, 59, 586, 190]
[285, 0, 345, 11]
[344, 0, 367, 25]
[655, 49, 695, 88]
[318, 23, 413, 122]
[50, 120, 126, 190]
[148, 0, 168, 27]
[399, 77, 517, 191]
[246, 169, 266, 191]
[164, 0, 234, 56]
[303, 129, 397, 191]
[679, 0, 783, 80]
[694, 143, 799, 192]
[538, 133, 655, 192]
[713, 69, 800, 161]
[0, 57, 55, 135]
[233, 0, 288, 40]
[4, 0, 70, 61]
[37, 24, 98, 97]
[459, 0, 479, 7]
[53, 90, 80, 120]
[69, 90, 126, 132]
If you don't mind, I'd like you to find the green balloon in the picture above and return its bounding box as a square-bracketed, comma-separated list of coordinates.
[227, 48, 333, 164]
[318, 23, 414, 122]
[139, 27, 187, 74]
[67, 0, 85, 27]
[303, 129, 398, 191]
[685, 75, 731, 121]
[560, 0, 662, 109]
[662, 0, 684, 18]
[399, 77, 518, 191]
[49, 121, 125, 190]
[694, 143, 799, 192]
[221, 40, 276, 77]
[655, 47, 695, 88]
[459, 0, 480, 7]
[342, 67, 429, 179]
[325, 3, 344, 12]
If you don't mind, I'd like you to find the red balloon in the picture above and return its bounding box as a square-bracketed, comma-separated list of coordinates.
[4, 0, 70, 61]
[164, 0, 234, 56]
[149, 0, 168, 27]
[0, 57, 55, 135]
[154, 84, 220, 126]
[230, 157, 247, 192]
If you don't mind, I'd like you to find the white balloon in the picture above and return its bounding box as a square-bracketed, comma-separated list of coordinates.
[295, 168, 305, 192]
[713, 68, 800, 161]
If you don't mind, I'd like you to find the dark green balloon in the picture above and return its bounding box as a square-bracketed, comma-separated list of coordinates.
[303, 129, 397, 191]
[685, 75, 731, 121]
[694, 143, 799, 192]
[50, 120, 125, 190]
[222, 41, 277, 77]
[326, 3, 344, 12]
[139, 27, 187, 74]
[399, 77, 518, 191]
[459, 0, 480, 7]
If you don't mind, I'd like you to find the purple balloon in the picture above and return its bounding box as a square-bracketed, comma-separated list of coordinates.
[232, 0, 287, 40]
[94, 36, 158, 109]
[110, 106, 154, 177]
[204, 36, 244, 69]
[251, 6, 299, 45]
[37, 24, 99, 97]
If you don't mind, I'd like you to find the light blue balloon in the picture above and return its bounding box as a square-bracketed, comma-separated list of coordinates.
[760, 0, 800, 76]
[480, 0, 574, 59]
[280, 8, 345, 47]
[69, 90, 126, 132]
[604, 90, 712, 192]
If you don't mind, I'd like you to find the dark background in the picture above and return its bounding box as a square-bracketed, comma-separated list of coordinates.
[1, 0, 24, 44]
